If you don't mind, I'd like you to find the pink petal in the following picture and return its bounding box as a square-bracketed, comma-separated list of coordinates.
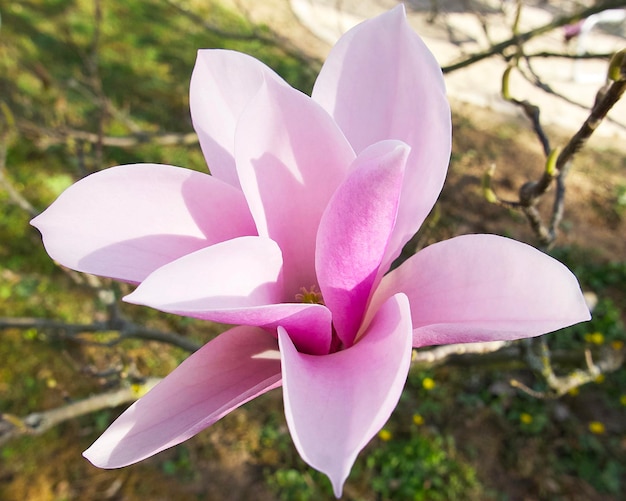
[312, 5, 451, 269]
[316, 141, 409, 347]
[30, 164, 256, 283]
[190, 50, 287, 188]
[278, 293, 413, 497]
[235, 78, 355, 297]
[126, 237, 332, 355]
[84, 325, 281, 468]
[126, 236, 283, 308]
[373, 234, 591, 347]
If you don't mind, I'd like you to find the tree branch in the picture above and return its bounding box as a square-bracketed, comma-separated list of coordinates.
[486, 49, 626, 247]
[512, 338, 625, 399]
[510, 50, 615, 61]
[548, 51, 626, 244]
[17, 120, 199, 149]
[442, 0, 625, 73]
[0, 378, 161, 446]
[412, 340, 509, 366]
[0, 316, 202, 353]
[0, 104, 39, 217]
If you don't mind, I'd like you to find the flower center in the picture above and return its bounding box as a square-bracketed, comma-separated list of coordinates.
[295, 285, 324, 305]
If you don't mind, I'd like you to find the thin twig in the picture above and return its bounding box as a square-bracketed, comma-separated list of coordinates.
[0, 316, 202, 353]
[512, 338, 625, 399]
[508, 50, 615, 61]
[548, 53, 626, 244]
[0, 145, 38, 217]
[412, 340, 509, 366]
[0, 378, 161, 446]
[442, 0, 625, 73]
[18, 120, 198, 149]
[0, 104, 38, 217]
[520, 54, 626, 130]
[488, 50, 626, 247]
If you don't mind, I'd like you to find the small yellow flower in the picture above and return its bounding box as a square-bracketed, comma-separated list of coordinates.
[378, 429, 393, 441]
[584, 332, 604, 345]
[131, 383, 148, 398]
[568, 387, 580, 396]
[594, 374, 605, 384]
[520, 413, 533, 425]
[619, 395, 626, 407]
[611, 340, 624, 351]
[422, 377, 435, 390]
[588, 421, 605, 435]
[412, 413, 425, 426]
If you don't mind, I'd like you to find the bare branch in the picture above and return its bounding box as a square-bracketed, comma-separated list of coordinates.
[442, 0, 625, 73]
[18, 120, 198, 149]
[512, 338, 625, 399]
[547, 51, 626, 244]
[512, 50, 615, 61]
[0, 147, 38, 217]
[0, 378, 161, 446]
[0, 104, 39, 217]
[489, 49, 626, 247]
[519, 54, 626, 130]
[412, 340, 509, 366]
[0, 316, 202, 353]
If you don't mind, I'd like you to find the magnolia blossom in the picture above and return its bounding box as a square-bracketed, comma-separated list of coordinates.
[32, 6, 590, 497]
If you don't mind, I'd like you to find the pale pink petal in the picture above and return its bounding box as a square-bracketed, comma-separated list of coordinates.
[279, 293, 413, 497]
[201, 303, 330, 356]
[190, 50, 286, 188]
[316, 141, 409, 347]
[126, 236, 283, 309]
[312, 5, 451, 269]
[84, 326, 281, 468]
[133, 302, 332, 357]
[235, 78, 355, 297]
[126, 237, 332, 355]
[372, 234, 591, 347]
[30, 164, 256, 283]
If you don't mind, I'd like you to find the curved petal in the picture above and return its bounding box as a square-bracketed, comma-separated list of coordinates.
[126, 237, 332, 355]
[126, 236, 284, 309]
[84, 326, 281, 468]
[312, 5, 451, 268]
[31, 164, 256, 283]
[190, 50, 287, 188]
[316, 140, 409, 347]
[279, 293, 413, 497]
[235, 77, 355, 297]
[373, 234, 591, 347]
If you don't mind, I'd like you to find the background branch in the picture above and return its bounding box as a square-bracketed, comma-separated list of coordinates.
[17, 120, 199, 149]
[511, 338, 625, 398]
[442, 0, 625, 73]
[0, 378, 161, 446]
[0, 316, 202, 353]
[486, 50, 626, 247]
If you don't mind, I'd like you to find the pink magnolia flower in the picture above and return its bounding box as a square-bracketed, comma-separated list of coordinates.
[31, 6, 590, 497]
